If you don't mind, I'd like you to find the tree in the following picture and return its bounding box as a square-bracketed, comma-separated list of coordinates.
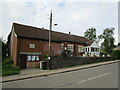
[1, 38, 9, 59]
[2, 40, 7, 59]
[98, 28, 115, 54]
[7, 32, 11, 45]
[84, 27, 97, 41]
[6, 32, 11, 56]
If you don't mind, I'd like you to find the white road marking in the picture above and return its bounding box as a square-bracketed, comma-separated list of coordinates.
[78, 73, 110, 83]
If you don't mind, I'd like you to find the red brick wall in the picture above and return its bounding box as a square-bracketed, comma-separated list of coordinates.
[27, 61, 40, 68]
[51, 42, 62, 56]
[43, 41, 49, 56]
[43, 41, 62, 56]
[18, 39, 62, 68]
[11, 32, 18, 65]
[19, 38, 44, 54]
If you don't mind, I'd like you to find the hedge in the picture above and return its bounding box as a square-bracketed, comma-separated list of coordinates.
[112, 50, 120, 59]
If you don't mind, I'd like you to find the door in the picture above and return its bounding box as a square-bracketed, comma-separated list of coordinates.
[19, 54, 27, 69]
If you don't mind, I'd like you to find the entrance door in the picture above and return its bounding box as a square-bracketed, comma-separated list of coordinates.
[19, 54, 27, 69]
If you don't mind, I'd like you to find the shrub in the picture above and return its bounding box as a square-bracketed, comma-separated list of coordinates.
[44, 54, 49, 58]
[2, 57, 13, 65]
[2, 57, 20, 76]
[112, 50, 120, 59]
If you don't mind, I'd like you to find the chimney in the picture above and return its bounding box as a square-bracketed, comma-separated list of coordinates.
[69, 31, 71, 35]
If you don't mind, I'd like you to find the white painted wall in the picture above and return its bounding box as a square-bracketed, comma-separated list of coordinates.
[84, 41, 100, 56]
[90, 41, 99, 47]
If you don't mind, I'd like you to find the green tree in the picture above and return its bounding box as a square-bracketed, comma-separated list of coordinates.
[84, 28, 97, 41]
[98, 28, 115, 54]
[1, 38, 9, 59]
[6, 32, 11, 56]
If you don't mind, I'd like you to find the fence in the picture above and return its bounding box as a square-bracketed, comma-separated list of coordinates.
[46, 56, 112, 69]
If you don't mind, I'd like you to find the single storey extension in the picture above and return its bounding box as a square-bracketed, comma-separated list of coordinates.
[9, 23, 100, 69]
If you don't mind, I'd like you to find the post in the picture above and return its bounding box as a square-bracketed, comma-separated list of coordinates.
[48, 10, 52, 70]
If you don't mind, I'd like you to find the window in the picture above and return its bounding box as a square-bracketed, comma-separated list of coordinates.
[96, 48, 98, 52]
[28, 56, 31, 61]
[91, 47, 94, 52]
[27, 55, 40, 61]
[91, 47, 93, 52]
[36, 56, 39, 61]
[32, 56, 36, 61]
[98, 48, 99, 52]
[83, 48, 85, 52]
[29, 44, 35, 48]
[67, 44, 74, 52]
[88, 48, 89, 52]
[61, 43, 64, 51]
[91, 47, 99, 52]
[97, 48, 99, 52]
[78, 46, 83, 52]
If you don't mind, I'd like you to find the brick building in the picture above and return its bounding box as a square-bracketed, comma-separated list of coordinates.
[10, 23, 99, 69]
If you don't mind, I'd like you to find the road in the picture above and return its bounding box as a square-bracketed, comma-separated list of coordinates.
[2, 62, 119, 88]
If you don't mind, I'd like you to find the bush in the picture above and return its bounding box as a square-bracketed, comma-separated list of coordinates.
[2, 57, 20, 76]
[2, 57, 13, 65]
[112, 50, 120, 59]
[44, 54, 49, 58]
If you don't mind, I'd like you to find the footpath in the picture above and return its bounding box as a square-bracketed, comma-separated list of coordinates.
[2, 60, 119, 83]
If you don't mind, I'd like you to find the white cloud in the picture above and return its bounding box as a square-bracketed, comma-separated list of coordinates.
[0, 1, 118, 45]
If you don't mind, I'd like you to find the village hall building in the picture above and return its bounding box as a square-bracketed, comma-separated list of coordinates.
[10, 23, 100, 69]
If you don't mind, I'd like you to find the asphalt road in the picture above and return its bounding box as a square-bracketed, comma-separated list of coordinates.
[2, 62, 119, 88]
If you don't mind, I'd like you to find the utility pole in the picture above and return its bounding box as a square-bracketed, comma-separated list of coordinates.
[48, 10, 57, 70]
[48, 10, 52, 70]
[49, 10, 52, 57]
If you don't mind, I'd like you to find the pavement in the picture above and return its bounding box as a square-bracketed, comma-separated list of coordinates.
[2, 60, 119, 83]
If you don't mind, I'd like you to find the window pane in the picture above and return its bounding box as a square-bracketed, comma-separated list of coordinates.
[32, 56, 36, 61]
[36, 56, 39, 61]
[97, 48, 99, 52]
[78, 47, 83, 52]
[29, 44, 35, 48]
[28, 56, 31, 61]
[67, 45, 73, 52]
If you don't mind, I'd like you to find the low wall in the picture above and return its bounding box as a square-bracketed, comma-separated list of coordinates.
[47, 57, 112, 69]
[27, 61, 40, 68]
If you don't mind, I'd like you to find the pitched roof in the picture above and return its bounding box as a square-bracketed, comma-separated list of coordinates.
[13, 23, 90, 45]
[86, 40, 94, 46]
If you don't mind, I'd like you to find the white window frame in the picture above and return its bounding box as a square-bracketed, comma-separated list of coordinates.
[78, 45, 83, 52]
[67, 44, 74, 52]
[29, 44, 35, 48]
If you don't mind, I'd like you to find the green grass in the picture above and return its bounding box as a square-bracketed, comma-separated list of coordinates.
[2, 57, 20, 76]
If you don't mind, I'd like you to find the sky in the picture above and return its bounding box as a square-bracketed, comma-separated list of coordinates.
[0, 0, 119, 45]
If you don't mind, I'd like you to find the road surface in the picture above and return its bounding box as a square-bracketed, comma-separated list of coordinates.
[2, 62, 119, 88]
